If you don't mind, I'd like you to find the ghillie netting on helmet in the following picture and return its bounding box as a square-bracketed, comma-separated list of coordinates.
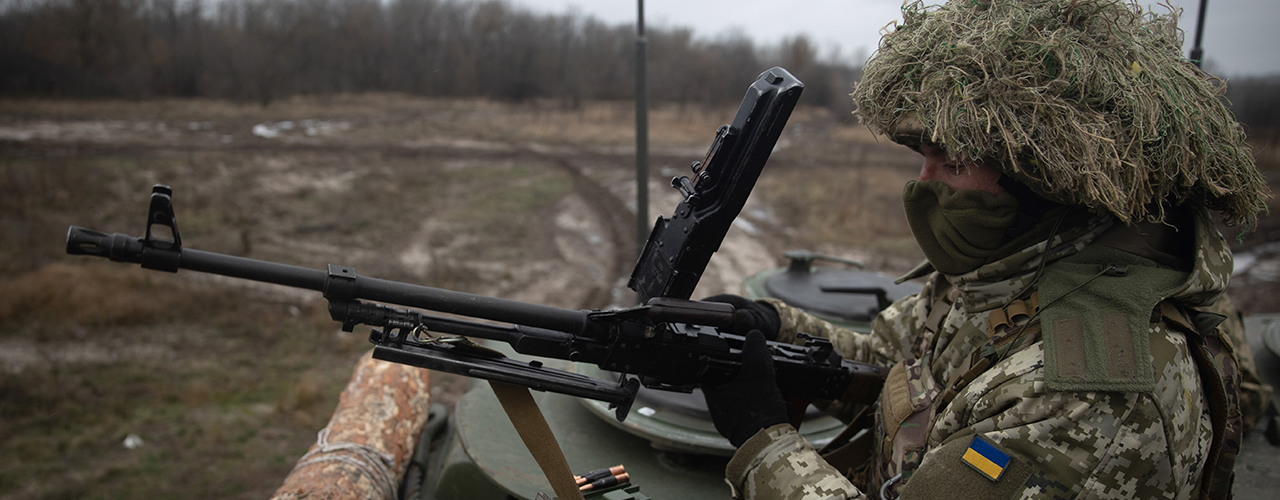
[854, 0, 1268, 226]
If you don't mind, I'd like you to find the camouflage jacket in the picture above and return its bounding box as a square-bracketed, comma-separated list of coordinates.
[728, 207, 1260, 500]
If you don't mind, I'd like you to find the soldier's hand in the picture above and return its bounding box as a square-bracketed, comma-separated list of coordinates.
[701, 294, 781, 340]
[702, 330, 789, 447]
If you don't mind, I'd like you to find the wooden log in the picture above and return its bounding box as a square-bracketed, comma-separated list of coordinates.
[270, 350, 432, 500]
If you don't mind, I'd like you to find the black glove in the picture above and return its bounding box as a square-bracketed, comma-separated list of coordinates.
[701, 294, 781, 341]
[701, 330, 789, 447]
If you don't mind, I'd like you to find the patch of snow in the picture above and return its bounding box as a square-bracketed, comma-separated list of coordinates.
[252, 123, 279, 138]
[253, 119, 350, 139]
[123, 434, 145, 450]
[733, 217, 759, 236]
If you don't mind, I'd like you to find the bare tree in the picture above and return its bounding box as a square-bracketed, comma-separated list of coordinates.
[0, 0, 867, 108]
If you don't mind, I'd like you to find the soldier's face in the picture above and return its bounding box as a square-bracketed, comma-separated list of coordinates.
[916, 144, 1005, 195]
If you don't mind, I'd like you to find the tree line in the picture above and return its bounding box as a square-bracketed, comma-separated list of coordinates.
[0, 0, 861, 113]
[1, 0, 1274, 134]
[1225, 75, 1280, 139]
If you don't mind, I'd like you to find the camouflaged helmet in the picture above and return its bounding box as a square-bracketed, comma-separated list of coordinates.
[853, 0, 1268, 226]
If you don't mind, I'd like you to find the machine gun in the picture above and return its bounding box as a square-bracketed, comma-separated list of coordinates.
[64, 67, 886, 423]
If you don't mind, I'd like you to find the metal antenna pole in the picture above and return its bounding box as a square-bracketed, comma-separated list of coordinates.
[635, 0, 650, 261]
[1190, 0, 1209, 68]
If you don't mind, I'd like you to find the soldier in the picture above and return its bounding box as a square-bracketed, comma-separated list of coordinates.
[701, 1, 1273, 499]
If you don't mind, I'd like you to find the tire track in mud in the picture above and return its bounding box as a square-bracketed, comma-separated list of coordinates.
[550, 157, 636, 310]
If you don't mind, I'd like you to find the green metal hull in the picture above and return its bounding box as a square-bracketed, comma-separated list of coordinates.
[425, 382, 730, 500]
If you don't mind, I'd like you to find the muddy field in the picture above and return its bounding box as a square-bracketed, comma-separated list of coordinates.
[1, 94, 1278, 498]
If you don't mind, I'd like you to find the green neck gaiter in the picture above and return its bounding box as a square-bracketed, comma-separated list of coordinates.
[903, 180, 1020, 275]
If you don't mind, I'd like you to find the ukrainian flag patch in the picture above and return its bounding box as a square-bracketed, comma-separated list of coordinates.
[960, 436, 1011, 481]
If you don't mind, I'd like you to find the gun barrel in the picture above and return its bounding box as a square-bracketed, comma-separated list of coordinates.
[182, 247, 327, 290]
[67, 226, 592, 336]
[181, 251, 591, 335]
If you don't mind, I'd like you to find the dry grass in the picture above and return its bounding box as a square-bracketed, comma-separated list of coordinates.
[757, 165, 918, 255]
[0, 263, 208, 327]
[0, 263, 362, 499]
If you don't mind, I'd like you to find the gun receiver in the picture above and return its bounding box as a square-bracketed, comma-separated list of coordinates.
[65, 67, 887, 422]
[629, 67, 802, 303]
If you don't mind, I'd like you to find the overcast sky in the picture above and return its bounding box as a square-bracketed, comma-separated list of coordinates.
[508, 0, 1280, 77]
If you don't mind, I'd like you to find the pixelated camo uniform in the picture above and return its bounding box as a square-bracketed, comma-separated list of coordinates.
[727, 206, 1260, 500]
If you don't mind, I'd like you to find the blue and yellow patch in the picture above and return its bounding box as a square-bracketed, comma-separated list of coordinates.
[960, 436, 1011, 481]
